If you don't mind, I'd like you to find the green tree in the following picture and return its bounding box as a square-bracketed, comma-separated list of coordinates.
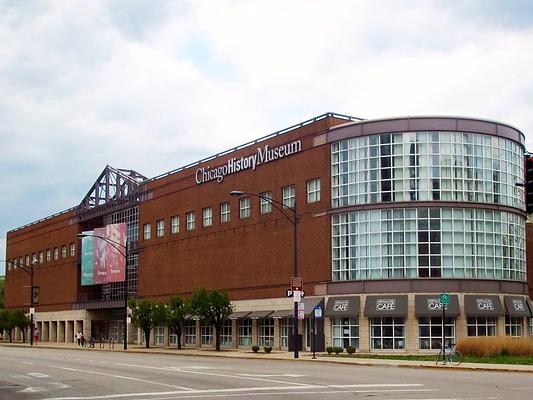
[0, 309, 13, 341]
[129, 299, 167, 348]
[11, 309, 30, 343]
[188, 288, 234, 351]
[167, 295, 189, 349]
[0, 275, 5, 309]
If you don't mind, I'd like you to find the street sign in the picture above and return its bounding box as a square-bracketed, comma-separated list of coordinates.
[314, 305, 322, 318]
[297, 302, 305, 320]
[29, 307, 35, 315]
[286, 289, 305, 298]
[440, 293, 450, 305]
[290, 276, 303, 291]
[293, 290, 301, 302]
[32, 286, 40, 304]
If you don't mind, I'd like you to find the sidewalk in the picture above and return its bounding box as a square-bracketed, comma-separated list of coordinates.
[2, 341, 532, 373]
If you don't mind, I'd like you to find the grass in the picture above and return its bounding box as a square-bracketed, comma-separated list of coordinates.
[321, 353, 533, 365]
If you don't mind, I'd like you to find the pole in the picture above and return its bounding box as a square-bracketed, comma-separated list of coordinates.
[293, 202, 299, 359]
[30, 265, 34, 346]
[441, 303, 446, 365]
[312, 316, 316, 359]
[123, 242, 128, 350]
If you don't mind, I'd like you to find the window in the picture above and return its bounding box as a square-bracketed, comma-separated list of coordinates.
[61, 245, 67, 259]
[201, 325, 213, 345]
[156, 219, 165, 237]
[505, 316, 523, 337]
[31, 253, 36, 263]
[260, 192, 272, 214]
[184, 320, 196, 345]
[202, 207, 213, 227]
[19, 257, 23, 266]
[258, 318, 274, 347]
[155, 326, 165, 345]
[529, 318, 533, 336]
[220, 202, 231, 223]
[467, 316, 497, 336]
[418, 317, 455, 349]
[169, 330, 178, 345]
[239, 197, 251, 219]
[53, 248, 59, 261]
[282, 185, 295, 208]
[143, 223, 151, 240]
[46, 249, 51, 262]
[307, 178, 321, 203]
[220, 320, 232, 347]
[69, 243, 75, 257]
[280, 317, 291, 348]
[370, 317, 406, 350]
[25, 254, 30, 265]
[186, 211, 195, 230]
[238, 319, 252, 346]
[39, 251, 44, 264]
[332, 317, 359, 349]
[171, 215, 179, 234]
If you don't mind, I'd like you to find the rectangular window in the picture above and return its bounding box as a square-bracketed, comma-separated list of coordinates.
[418, 317, 455, 349]
[143, 223, 151, 240]
[529, 318, 533, 336]
[171, 215, 179, 234]
[258, 318, 274, 347]
[19, 257, 23, 267]
[239, 197, 251, 219]
[184, 320, 196, 345]
[467, 316, 497, 336]
[156, 219, 165, 237]
[201, 325, 213, 345]
[39, 251, 44, 264]
[220, 320, 232, 347]
[186, 211, 195, 230]
[155, 326, 165, 345]
[46, 249, 51, 262]
[280, 317, 291, 348]
[332, 317, 359, 349]
[307, 178, 321, 203]
[505, 316, 523, 337]
[61, 245, 66, 259]
[238, 319, 252, 346]
[169, 330, 178, 345]
[370, 317, 406, 350]
[69, 243, 75, 257]
[26, 254, 30, 265]
[202, 207, 213, 227]
[260, 192, 272, 214]
[53, 248, 59, 261]
[220, 202, 231, 223]
[31, 253, 36, 263]
[282, 185, 296, 208]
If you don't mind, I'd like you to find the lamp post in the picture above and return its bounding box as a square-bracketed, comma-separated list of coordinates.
[230, 190, 300, 358]
[77, 233, 129, 350]
[2, 257, 38, 345]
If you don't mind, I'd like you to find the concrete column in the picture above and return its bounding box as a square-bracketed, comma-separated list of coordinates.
[252, 319, 258, 346]
[127, 321, 135, 345]
[50, 321, 57, 342]
[456, 294, 467, 344]
[58, 321, 65, 342]
[137, 326, 142, 345]
[359, 315, 370, 352]
[273, 319, 281, 350]
[497, 316, 506, 337]
[42, 321, 49, 342]
[406, 294, 417, 353]
[195, 320, 201, 348]
[231, 320, 238, 349]
[324, 317, 332, 349]
[66, 321, 74, 343]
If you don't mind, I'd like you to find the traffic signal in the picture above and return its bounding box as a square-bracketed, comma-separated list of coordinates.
[526, 155, 533, 213]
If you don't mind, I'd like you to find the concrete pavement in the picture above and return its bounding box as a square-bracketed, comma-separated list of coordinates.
[1, 340, 532, 374]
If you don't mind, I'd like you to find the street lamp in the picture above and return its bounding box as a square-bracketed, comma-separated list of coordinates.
[229, 190, 300, 358]
[2, 257, 38, 345]
[77, 233, 129, 350]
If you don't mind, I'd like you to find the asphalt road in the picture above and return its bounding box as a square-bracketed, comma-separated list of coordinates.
[0, 347, 532, 400]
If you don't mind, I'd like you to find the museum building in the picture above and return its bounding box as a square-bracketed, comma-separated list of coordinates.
[4, 113, 533, 353]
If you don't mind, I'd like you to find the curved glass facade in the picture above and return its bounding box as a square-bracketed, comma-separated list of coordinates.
[331, 131, 525, 209]
[331, 208, 525, 282]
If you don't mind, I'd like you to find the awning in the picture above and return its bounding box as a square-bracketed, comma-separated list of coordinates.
[415, 295, 460, 317]
[229, 311, 251, 320]
[464, 295, 504, 317]
[271, 309, 293, 319]
[528, 299, 533, 317]
[324, 296, 360, 318]
[184, 314, 200, 321]
[504, 296, 532, 317]
[248, 310, 274, 319]
[300, 297, 324, 316]
[364, 295, 408, 317]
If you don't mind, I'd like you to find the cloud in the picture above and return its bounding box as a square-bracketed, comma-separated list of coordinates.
[1, 0, 533, 272]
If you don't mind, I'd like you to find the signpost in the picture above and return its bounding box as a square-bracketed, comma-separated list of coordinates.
[439, 293, 450, 365]
[312, 305, 322, 359]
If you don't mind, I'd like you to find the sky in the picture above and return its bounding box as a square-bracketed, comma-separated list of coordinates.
[1, 0, 533, 274]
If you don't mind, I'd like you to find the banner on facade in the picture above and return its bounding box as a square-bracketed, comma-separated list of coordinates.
[81, 231, 95, 285]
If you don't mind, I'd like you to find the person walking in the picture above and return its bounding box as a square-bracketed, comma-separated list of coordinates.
[76, 331, 81, 346]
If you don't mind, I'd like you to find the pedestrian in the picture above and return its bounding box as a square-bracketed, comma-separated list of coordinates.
[81, 333, 86, 347]
[76, 331, 81, 346]
[34, 329, 39, 344]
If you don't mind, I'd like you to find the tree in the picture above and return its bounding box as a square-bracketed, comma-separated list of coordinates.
[188, 288, 234, 351]
[0, 309, 13, 341]
[11, 310, 30, 343]
[0, 275, 5, 309]
[167, 295, 188, 350]
[129, 299, 167, 348]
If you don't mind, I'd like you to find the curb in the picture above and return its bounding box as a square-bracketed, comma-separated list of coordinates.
[1, 342, 532, 374]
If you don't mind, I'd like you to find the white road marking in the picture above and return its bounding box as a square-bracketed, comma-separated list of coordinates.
[48, 365, 194, 391]
[116, 363, 311, 386]
[46, 382, 71, 389]
[19, 386, 46, 393]
[328, 383, 424, 388]
[237, 373, 305, 378]
[28, 372, 51, 378]
[22, 361, 34, 365]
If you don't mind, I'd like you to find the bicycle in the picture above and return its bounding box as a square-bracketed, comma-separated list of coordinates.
[435, 342, 463, 366]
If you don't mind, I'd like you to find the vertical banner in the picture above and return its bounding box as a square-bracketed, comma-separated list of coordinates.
[81, 231, 94, 286]
[93, 227, 108, 284]
[105, 223, 127, 283]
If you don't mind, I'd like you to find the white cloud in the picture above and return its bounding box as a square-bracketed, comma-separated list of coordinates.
[1, 0, 533, 272]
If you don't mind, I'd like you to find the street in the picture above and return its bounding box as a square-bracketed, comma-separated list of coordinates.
[0, 347, 531, 400]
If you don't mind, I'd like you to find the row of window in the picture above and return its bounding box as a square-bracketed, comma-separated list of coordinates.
[7, 243, 76, 271]
[142, 179, 321, 240]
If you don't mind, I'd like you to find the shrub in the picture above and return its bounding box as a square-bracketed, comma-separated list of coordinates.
[457, 337, 533, 357]
[326, 346, 334, 355]
[333, 346, 343, 354]
[252, 345, 260, 353]
[346, 346, 356, 354]
[263, 346, 273, 353]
